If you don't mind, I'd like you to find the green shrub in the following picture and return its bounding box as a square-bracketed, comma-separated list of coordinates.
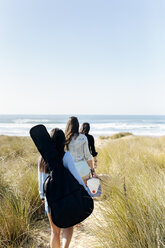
[110, 132, 133, 139]
[99, 136, 110, 140]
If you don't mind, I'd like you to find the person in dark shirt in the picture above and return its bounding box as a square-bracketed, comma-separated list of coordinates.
[80, 122, 98, 169]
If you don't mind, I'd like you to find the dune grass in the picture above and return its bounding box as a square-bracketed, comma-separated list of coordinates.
[110, 132, 132, 139]
[0, 136, 44, 248]
[1, 134, 165, 247]
[99, 132, 133, 140]
[95, 136, 165, 248]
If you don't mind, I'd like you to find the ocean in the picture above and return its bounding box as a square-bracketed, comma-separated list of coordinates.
[0, 115, 165, 137]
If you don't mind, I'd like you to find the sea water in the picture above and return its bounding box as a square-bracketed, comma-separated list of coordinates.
[0, 114, 165, 137]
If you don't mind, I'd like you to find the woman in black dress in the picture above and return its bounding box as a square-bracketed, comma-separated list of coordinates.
[80, 122, 98, 169]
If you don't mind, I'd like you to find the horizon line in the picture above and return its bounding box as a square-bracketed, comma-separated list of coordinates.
[0, 113, 165, 116]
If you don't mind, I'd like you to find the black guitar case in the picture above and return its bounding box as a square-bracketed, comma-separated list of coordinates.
[30, 124, 94, 228]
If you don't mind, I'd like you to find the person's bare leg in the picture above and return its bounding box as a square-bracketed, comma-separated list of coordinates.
[61, 226, 74, 248]
[47, 213, 61, 248]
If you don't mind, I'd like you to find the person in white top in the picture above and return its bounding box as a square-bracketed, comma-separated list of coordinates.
[65, 116, 96, 185]
[38, 128, 86, 248]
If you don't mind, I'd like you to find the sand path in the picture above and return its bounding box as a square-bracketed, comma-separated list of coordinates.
[33, 138, 107, 248]
[34, 199, 102, 248]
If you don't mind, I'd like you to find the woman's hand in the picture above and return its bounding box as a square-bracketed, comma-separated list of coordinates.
[92, 171, 97, 178]
[94, 160, 97, 169]
[91, 168, 97, 178]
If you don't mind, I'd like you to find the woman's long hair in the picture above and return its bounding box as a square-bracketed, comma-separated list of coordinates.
[65, 116, 79, 150]
[80, 122, 90, 135]
[39, 128, 65, 172]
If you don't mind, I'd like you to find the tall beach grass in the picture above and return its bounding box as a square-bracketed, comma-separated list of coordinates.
[1, 134, 165, 247]
[0, 136, 43, 247]
[94, 135, 165, 248]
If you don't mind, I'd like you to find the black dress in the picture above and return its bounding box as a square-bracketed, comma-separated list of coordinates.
[85, 134, 98, 157]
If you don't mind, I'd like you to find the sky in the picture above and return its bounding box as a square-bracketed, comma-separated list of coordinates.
[0, 0, 165, 115]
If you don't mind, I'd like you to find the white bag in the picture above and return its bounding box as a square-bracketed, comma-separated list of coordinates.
[87, 178, 100, 195]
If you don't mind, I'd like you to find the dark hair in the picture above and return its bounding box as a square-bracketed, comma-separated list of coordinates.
[40, 128, 65, 172]
[65, 116, 79, 150]
[80, 122, 90, 135]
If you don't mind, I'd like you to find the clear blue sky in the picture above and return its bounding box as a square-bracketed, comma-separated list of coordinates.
[0, 0, 165, 115]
